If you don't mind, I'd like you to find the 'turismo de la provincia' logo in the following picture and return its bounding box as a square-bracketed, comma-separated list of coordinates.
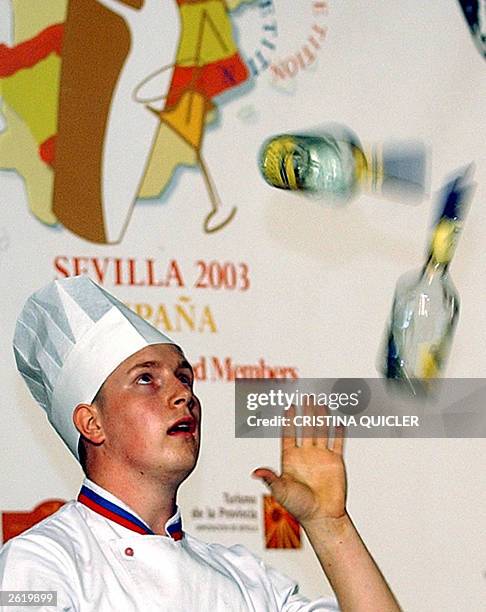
[263, 495, 301, 549]
[0, 1, 330, 245]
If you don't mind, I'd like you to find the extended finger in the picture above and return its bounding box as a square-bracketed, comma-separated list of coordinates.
[301, 395, 314, 446]
[312, 403, 329, 447]
[331, 424, 346, 455]
[252, 468, 278, 486]
[282, 404, 296, 457]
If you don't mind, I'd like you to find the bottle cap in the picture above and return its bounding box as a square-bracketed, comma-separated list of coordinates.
[259, 135, 302, 190]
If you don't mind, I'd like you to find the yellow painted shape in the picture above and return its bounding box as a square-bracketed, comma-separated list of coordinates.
[1, 55, 61, 144]
[431, 219, 457, 265]
[160, 91, 207, 149]
[177, 1, 237, 66]
[0, 102, 57, 225]
[12, 0, 67, 43]
[138, 121, 198, 199]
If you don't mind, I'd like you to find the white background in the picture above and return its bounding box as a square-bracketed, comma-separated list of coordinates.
[1, 1, 485, 610]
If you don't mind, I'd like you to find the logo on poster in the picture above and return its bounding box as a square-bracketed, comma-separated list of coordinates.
[0, 1, 330, 244]
[263, 495, 301, 549]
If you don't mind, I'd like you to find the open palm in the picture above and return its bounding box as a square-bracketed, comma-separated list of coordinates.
[253, 404, 347, 524]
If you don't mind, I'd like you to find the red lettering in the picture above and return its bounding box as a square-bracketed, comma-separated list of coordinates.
[91, 257, 109, 285]
[114, 258, 123, 285]
[284, 57, 299, 77]
[308, 35, 321, 50]
[54, 256, 70, 278]
[73, 257, 89, 277]
[302, 45, 316, 64]
[211, 356, 226, 381]
[166, 260, 185, 288]
[312, 1, 328, 15]
[270, 63, 286, 80]
[128, 259, 144, 286]
[147, 258, 164, 287]
[312, 23, 327, 39]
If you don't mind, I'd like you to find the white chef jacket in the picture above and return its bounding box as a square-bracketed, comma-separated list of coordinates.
[0, 478, 339, 612]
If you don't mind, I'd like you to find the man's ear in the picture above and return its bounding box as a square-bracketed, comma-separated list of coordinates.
[73, 403, 105, 444]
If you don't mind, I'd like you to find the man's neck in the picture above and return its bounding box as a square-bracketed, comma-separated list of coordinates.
[86, 468, 179, 536]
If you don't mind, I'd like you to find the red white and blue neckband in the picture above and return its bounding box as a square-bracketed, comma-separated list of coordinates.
[78, 484, 183, 541]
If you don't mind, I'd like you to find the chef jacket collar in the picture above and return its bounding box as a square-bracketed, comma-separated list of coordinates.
[78, 477, 183, 540]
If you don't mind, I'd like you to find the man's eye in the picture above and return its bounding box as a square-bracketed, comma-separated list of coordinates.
[136, 373, 153, 385]
[179, 374, 192, 385]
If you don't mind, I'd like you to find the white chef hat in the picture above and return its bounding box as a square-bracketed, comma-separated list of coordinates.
[13, 275, 175, 459]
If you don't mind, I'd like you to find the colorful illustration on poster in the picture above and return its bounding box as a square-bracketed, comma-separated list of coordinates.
[0, 0, 256, 244]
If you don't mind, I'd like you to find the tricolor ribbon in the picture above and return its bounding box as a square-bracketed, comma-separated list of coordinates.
[78, 485, 183, 540]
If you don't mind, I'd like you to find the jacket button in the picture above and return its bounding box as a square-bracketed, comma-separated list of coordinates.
[124, 547, 134, 557]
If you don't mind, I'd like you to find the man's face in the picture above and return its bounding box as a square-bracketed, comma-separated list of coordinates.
[94, 343, 201, 485]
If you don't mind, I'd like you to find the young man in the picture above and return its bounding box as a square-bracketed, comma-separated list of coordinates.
[1, 276, 401, 611]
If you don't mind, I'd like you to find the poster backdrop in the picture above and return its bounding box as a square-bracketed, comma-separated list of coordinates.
[1, 1, 486, 610]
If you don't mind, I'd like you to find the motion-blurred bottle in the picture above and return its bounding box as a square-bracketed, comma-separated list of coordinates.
[457, 0, 486, 59]
[259, 126, 427, 204]
[381, 166, 476, 395]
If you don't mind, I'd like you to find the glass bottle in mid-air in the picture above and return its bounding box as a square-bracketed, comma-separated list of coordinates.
[382, 166, 475, 396]
[258, 126, 427, 204]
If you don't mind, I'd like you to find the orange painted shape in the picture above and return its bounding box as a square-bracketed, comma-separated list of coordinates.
[161, 91, 209, 149]
[39, 134, 56, 167]
[263, 495, 301, 549]
[2, 499, 65, 543]
[0, 24, 63, 77]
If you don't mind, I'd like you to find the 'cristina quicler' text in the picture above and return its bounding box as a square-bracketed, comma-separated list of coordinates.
[247, 414, 420, 428]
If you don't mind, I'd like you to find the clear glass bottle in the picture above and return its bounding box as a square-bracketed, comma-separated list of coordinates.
[457, 0, 486, 59]
[382, 167, 475, 395]
[259, 128, 426, 204]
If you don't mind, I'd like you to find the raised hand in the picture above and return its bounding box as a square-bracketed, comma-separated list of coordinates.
[253, 400, 401, 610]
[253, 402, 347, 525]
